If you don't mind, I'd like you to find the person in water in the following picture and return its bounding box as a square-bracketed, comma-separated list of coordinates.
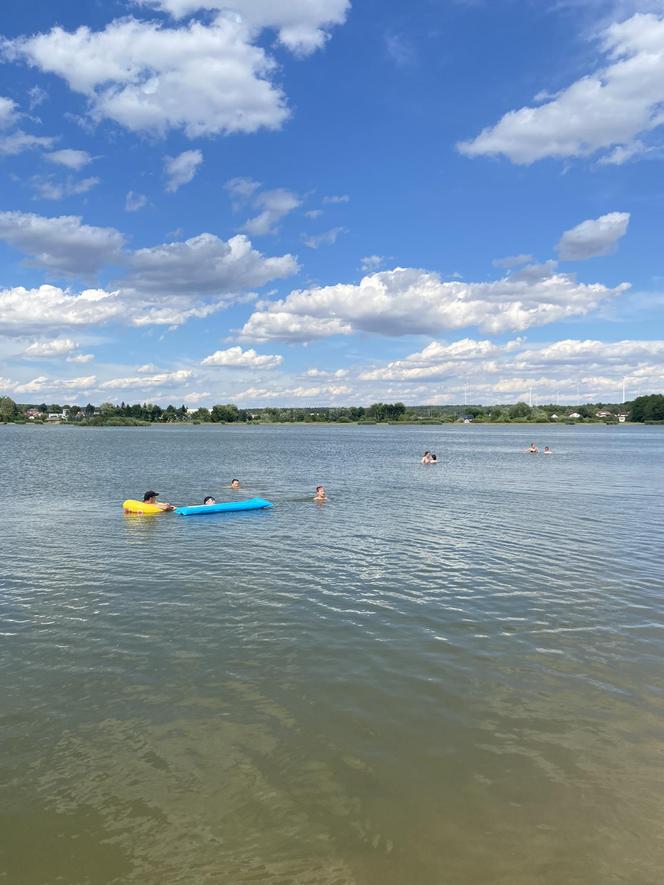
[203, 496, 216, 505]
[230, 479, 240, 489]
[543, 446, 553, 455]
[527, 442, 539, 454]
[430, 453, 438, 463]
[143, 491, 175, 511]
[314, 485, 327, 502]
[421, 451, 433, 464]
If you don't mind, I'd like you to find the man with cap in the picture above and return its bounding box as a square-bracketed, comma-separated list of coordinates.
[143, 490, 175, 511]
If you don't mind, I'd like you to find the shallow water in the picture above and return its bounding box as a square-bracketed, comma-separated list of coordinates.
[1, 423, 663, 885]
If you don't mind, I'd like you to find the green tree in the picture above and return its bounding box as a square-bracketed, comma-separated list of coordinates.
[508, 401, 532, 419]
[630, 394, 664, 422]
[0, 396, 18, 421]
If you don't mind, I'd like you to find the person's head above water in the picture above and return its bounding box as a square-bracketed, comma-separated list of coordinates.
[203, 496, 216, 505]
[230, 479, 240, 488]
[315, 485, 326, 497]
[143, 490, 159, 502]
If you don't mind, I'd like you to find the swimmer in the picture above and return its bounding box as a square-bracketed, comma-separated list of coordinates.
[543, 446, 553, 455]
[314, 484, 327, 502]
[421, 450, 433, 464]
[203, 496, 216, 505]
[430, 453, 438, 463]
[230, 479, 240, 489]
[142, 490, 175, 511]
[527, 442, 539, 454]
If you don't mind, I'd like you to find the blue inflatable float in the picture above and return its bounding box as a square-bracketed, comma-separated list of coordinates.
[175, 497, 272, 516]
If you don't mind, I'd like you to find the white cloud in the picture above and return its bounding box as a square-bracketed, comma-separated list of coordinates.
[305, 209, 323, 219]
[0, 285, 123, 333]
[202, 345, 283, 368]
[242, 188, 301, 235]
[136, 364, 159, 373]
[22, 337, 79, 358]
[0, 96, 18, 127]
[225, 176, 261, 206]
[0, 211, 125, 274]
[360, 255, 385, 272]
[66, 352, 94, 363]
[556, 212, 630, 260]
[241, 265, 629, 342]
[7, 15, 290, 137]
[44, 148, 92, 170]
[0, 130, 55, 156]
[137, 0, 350, 55]
[125, 190, 148, 212]
[384, 33, 415, 67]
[100, 369, 192, 389]
[305, 367, 349, 378]
[27, 85, 47, 110]
[14, 374, 97, 394]
[123, 232, 298, 297]
[302, 226, 346, 249]
[233, 383, 352, 402]
[164, 149, 203, 192]
[458, 13, 664, 164]
[30, 175, 100, 201]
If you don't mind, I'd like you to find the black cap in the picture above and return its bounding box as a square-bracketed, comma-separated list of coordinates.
[143, 490, 159, 501]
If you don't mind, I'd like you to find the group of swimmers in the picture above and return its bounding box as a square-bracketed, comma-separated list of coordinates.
[421, 451, 438, 464]
[141, 479, 328, 511]
[527, 443, 553, 454]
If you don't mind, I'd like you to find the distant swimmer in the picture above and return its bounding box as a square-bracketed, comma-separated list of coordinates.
[527, 443, 539, 454]
[421, 450, 433, 464]
[143, 490, 175, 511]
[314, 485, 328, 502]
[543, 446, 553, 455]
[430, 453, 438, 463]
[203, 496, 216, 505]
[230, 479, 240, 489]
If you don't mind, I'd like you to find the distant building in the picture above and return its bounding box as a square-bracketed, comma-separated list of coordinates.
[550, 413, 559, 420]
[596, 410, 614, 418]
[25, 408, 41, 419]
[568, 412, 582, 419]
[618, 414, 627, 423]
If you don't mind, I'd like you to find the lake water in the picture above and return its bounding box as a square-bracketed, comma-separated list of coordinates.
[1, 423, 663, 885]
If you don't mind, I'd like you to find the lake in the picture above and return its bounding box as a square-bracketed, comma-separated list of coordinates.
[1, 423, 663, 884]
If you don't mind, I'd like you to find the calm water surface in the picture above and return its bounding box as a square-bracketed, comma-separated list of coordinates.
[1, 423, 663, 884]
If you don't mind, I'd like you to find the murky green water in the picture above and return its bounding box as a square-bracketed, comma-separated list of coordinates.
[1, 423, 663, 884]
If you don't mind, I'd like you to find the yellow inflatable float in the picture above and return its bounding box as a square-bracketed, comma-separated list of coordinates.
[122, 499, 165, 515]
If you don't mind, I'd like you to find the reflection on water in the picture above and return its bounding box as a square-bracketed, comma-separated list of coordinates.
[1, 423, 664, 884]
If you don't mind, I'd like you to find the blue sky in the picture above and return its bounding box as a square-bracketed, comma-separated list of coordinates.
[1, 0, 663, 406]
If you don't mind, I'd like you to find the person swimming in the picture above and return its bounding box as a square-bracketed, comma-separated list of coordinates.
[142, 491, 175, 511]
[527, 442, 539, 454]
[421, 451, 433, 464]
[430, 453, 438, 463]
[543, 446, 553, 455]
[230, 479, 240, 489]
[314, 485, 327, 502]
[203, 496, 216, 505]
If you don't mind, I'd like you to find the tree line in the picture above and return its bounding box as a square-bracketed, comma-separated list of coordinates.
[3, 395, 664, 424]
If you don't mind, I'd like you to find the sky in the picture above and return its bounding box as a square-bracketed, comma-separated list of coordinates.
[1, 0, 663, 407]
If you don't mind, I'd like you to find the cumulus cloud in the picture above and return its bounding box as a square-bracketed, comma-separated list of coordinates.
[233, 383, 352, 402]
[22, 337, 79, 358]
[122, 232, 298, 298]
[458, 13, 664, 164]
[241, 188, 301, 235]
[44, 148, 92, 170]
[99, 369, 192, 389]
[0, 211, 125, 274]
[241, 265, 629, 342]
[125, 191, 148, 212]
[0, 96, 18, 127]
[322, 194, 350, 204]
[556, 212, 630, 260]
[201, 345, 283, 368]
[6, 16, 289, 137]
[305, 367, 349, 378]
[14, 374, 97, 394]
[164, 149, 203, 192]
[0, 285, 123, 333]
[492, 254, 533, 269]
[137, 0, 350, 55]
[356, 336, 664, 402]
[225, 176, 261, 206]
[302, 226, 346, 249]
[66, 352, 94, 363]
